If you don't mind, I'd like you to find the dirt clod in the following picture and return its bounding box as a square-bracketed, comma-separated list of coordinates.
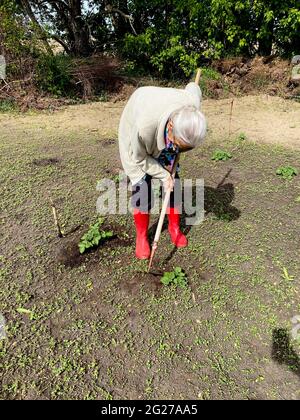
[56, 238, 84, 268]
[101, 138, 116, 147]
[32, 157, 60, 167]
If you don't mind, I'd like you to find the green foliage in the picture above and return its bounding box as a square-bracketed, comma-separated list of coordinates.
[122, 29, 153, 67]
[201, 68, 221, 81]
[123, 31, 197, 78]
[198, 67, 226, 97]
[276, 166, 298, 180]
[35, 54, 74, 96]
[151, 37, 201, 78]
[0, 1, 27, 57]
[204, 0, 254, 58]
[161, 267, 188, 289]
[212, 150, 233, 161]
[0, 99, 17, 113]
[79, 219, 113, 254]
[120, 0, 300, 77]
[1, 0, 300, 90]
[277, 7, 300, 55]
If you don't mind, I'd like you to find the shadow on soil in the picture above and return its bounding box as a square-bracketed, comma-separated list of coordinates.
[148, 172, 241, 264]
[272, 329, 300, 378]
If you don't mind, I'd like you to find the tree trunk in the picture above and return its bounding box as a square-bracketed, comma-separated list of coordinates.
[114, 0, 131, 38]
[258, 19, 274, 56]
[68, 0, 92, 57]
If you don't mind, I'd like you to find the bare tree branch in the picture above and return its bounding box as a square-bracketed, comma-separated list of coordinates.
[105, 5, 137, 36]
[50, 34, 71, 54]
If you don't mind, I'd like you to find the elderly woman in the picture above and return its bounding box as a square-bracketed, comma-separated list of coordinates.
[118, 82, 207, 260]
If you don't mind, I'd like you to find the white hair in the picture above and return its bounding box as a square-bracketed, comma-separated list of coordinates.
[169, 105, 207, 148]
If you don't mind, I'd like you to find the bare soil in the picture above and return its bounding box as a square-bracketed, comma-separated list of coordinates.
[1, 94, 299, 149]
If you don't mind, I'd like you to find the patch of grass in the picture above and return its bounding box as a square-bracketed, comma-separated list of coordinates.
[95, 91, 109, 102]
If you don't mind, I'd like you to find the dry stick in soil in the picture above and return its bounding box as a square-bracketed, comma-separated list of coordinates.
[229, 99, 234, 136]
[50, 198, 63, 238]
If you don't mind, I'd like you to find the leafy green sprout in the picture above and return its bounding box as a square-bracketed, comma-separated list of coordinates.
[212, 150, 233, 161]
[276, 166, 298, 180]
[79, 218, 113, 254]
[161, 267, 188, 289]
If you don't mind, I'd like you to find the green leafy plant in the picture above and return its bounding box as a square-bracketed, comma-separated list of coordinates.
[161, 267, 188, 289]
[212, 150, 233, 161]
[79, 218, 113, 254]
[123, 30, 201, 79]
[151, 36, 201, 78]
[276, 166, 298, 180]
[35, 53, 74, 97]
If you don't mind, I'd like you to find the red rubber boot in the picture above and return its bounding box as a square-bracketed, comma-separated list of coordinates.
[167, 207, 188, 248]
[133, 210, 151, 259]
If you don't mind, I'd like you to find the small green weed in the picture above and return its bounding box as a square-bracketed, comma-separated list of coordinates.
[161, 267, 188, 289]
[276, 166, 298, 180]
[79, 218, 113, 254]
[212, 150, 232, 161]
